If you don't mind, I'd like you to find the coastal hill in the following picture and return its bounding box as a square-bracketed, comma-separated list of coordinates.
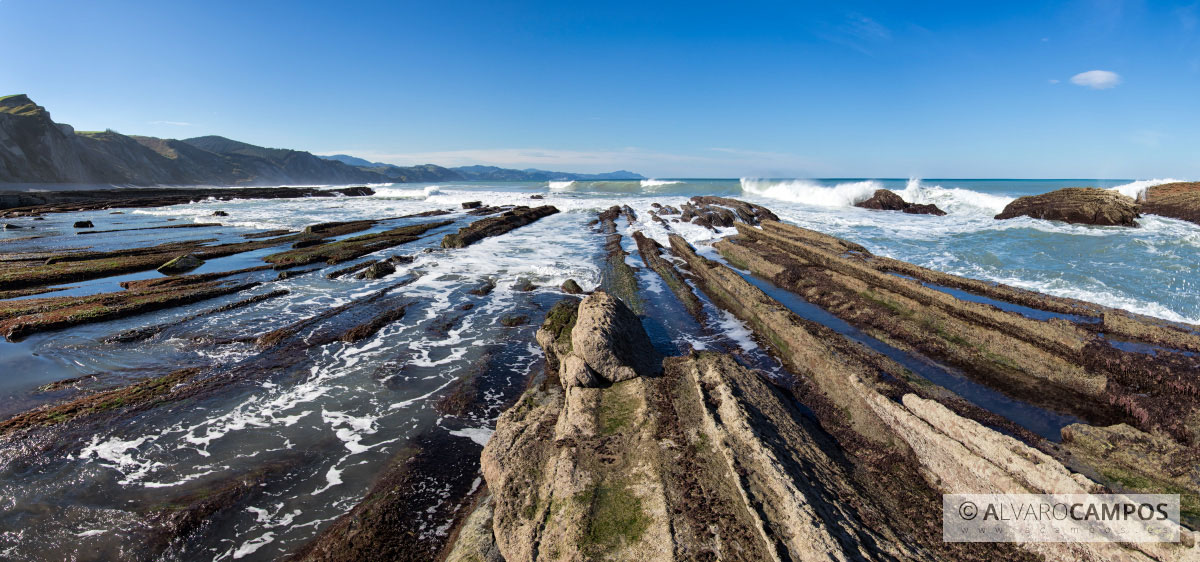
[319, 155, 645, 182]
[0, 95, 641, 186]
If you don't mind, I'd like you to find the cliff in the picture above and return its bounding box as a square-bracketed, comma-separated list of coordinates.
[0, 95, 427, 186]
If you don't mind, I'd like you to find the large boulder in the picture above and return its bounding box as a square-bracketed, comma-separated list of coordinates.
[855, 189, 947, 216]
[1140, 182, 1200, 226]
[995, 187, 1139, 227]
[569, 291, 662, 384]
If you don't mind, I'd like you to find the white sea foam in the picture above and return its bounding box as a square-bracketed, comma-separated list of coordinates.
[897, 178, 1014, 214]
[641, 179, 681, 188]
[449, 427, 494, 446]
[1108, 178, 1184, 200]
[740, 178, 882, 207]
[547, 180, 575, 190]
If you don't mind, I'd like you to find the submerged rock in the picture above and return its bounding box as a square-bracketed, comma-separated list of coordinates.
[995, 187, 1139, 226]
[1140, 181, 1200, 226]
[462, 201, 483, 209]
[1, 223, 26, 229]
[156, 254, 204, 274]
[211, 210, 228, 217]
[73, 220, 93, 228]
[500, 314, 528, 327]
[855, 189, 947, 216]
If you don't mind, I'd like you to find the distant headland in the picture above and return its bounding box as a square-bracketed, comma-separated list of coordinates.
[0, 94, 643, 187]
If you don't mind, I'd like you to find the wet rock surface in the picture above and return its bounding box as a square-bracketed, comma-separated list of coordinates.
[1141, 181, 1200, 226]
[995, 187, 1141, 226]
[441, 205, 559, 248]
[855, 189, 947, 215]
[1, 194, 1196, 560]
[0, 186, 374, 217]
[156, 254, 204, 274]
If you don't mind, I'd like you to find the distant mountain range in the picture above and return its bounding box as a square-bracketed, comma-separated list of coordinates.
[318, 155, 644, 182]
[0, 95, 642, 186]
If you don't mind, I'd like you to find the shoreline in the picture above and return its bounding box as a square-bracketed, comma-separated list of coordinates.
[0, 193, 1196, 559]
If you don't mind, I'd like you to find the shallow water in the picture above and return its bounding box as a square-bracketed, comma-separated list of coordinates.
[0, 177, 1197, 559]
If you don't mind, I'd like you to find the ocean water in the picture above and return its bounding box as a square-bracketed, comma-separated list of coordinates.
[0, 177, 1196, 559]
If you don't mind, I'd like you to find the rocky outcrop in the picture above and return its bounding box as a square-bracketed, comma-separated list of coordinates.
[855, 189, 947, 216]
[266, 220, 453, 267]
[560, 279, 583, 294]
[679, 195, 779, 230]
[995, 187, 1140, 226]
[1140, 181, 1200, 226]
[562, 291, 661, 386]
[441, 206, 560, 248]
[666, 230, 1196, 560]
[474, 293, 923, 561]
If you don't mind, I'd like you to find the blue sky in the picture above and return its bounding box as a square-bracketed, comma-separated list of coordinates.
[2, 0, 1198, 178]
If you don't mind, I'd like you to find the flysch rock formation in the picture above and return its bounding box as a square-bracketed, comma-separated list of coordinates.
[1, 190, 1198, 560]
[444, 199, 1198, 561]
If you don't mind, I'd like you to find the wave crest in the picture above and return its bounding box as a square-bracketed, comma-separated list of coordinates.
[1108, 178, 1184, 200]
[739, 178, 882, 207]
[641, 179, 682, 188]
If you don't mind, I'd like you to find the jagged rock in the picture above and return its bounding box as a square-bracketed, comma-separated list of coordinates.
[530, 194, 544, 199]
[570, 291, 662, 385]
[856, 189, 908, 210]
[995, 187, 1139, 226]
[355, 260, 395, 280]
[211, 210, 228, 217]
[1141, 181, 1200, 226]
[855, 189, 947, 216]
[462, 201, 483, 209]
[561, 279, 583, 294]
[73, 220, 93, 228]
[677, 196, 777, 230]
[512, 279, 536, 292]
[156, 254, 204, 274]
[904, 203, 946, 215]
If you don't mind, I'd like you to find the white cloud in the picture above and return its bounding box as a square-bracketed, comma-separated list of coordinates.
[149, 120, 192, 126]
[1070, 70, 1122, 89]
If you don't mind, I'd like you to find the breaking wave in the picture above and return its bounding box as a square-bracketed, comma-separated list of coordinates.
[740, 177, 1014, 215]
[1108, 178, 1184, 200]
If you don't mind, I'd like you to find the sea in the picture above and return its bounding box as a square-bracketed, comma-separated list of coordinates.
[0, 177, 1196, 559]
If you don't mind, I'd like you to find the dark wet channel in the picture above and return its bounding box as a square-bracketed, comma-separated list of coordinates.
[732, 263, 1084, 441]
